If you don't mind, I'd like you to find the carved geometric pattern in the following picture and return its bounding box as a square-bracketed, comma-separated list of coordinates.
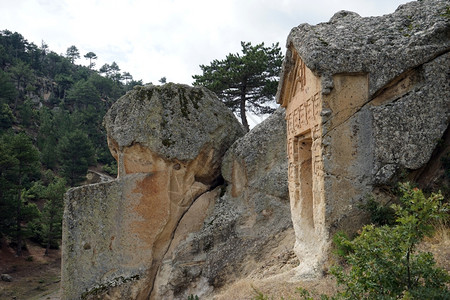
[286, 91, 321, 136]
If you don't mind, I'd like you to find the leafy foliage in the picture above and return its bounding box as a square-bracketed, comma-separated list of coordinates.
[360, 197, 397, 226]
[193, 41, 283, 131]
[330, 183, 449, 299]
[332, 231, 353, 260]
[268, 184, 450, 300]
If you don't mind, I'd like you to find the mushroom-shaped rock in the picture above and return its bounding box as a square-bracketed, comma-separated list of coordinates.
[104, 83, 244, 181]
[62, 83, 244, 300]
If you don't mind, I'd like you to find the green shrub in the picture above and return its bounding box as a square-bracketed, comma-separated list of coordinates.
[102, 161, 118, 176]
[294, 183, 449, 300]
[332, 231, 353, 261]
[360, 196, 396, 226]
[329, 183, 450, 299]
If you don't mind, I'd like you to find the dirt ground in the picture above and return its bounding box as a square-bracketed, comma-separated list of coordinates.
[0, 240, 61, 300]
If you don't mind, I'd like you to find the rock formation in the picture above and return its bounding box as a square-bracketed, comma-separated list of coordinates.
[61, 1, 449, 298]
[151, 108, 291, 299]
[277, 0, 449, 276]
[61, 83, 244, 299]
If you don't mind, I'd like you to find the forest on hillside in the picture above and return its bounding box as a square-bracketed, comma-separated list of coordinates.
[0, 29, 144, 256]
[0, 29, 284, 258]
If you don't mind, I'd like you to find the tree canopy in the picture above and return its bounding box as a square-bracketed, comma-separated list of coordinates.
[193, 41, 283, 131]
[0, 132, 41, 255]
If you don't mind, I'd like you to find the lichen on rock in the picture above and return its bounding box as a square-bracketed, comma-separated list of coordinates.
[104, 83, 244, 164]
[277, 0, 450, 97]
[150, 108, 292, 299]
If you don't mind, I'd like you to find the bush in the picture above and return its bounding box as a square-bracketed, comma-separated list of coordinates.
[329, 183, 449, 299]
[255, 184, 449, 300]
[332, 231, 353, 261]
[360, 196, 396, 226]
[102, 161, 118, 176]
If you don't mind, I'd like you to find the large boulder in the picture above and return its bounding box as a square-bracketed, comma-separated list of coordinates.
[103, 83, 244, 179]
[61, 83, 244, 300]
[151, 108, 292, 299]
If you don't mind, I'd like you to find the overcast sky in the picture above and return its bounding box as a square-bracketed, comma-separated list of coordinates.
[1, 0, 410, 86]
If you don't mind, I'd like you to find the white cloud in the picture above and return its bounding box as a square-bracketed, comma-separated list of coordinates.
[0, 0, 410, 85]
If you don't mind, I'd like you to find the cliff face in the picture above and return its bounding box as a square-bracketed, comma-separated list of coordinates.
[277, 0, 449, 276]
[61, 83, 245, 299]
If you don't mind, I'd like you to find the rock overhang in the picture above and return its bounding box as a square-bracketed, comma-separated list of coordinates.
[276, 0, 450, 102]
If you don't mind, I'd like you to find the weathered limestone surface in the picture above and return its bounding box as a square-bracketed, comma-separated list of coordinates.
[277, 0, 449, 277]
[62, 174, 153, 300]
[279, 0, 450, 96]
[371, 53, 450, 183]
[104, 83, 244, 178]
[62, 83, 244, 299]
[151, 108, 292, 299]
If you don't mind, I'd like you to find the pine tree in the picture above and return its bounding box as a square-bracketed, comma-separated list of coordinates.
[65, 79, 100, 110]
[40, 177, 66, 255]
[66, 45, 80, 64]
[84, 51, 97, 69]
[57, 129, 95, 185]
[0, 132, 41, 255]
[193, 41, 283, 132]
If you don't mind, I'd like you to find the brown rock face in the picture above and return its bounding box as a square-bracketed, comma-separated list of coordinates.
[61, 84, 244, 299]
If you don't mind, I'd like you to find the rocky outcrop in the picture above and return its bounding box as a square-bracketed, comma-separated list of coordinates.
[277, 0, 449, 276]
[62, 2, 449, 298]
[61, 83, 244, 299]
[151, 108, 292, 299]
[279, 0, 450, 97]
[103, 83, 243, 178]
